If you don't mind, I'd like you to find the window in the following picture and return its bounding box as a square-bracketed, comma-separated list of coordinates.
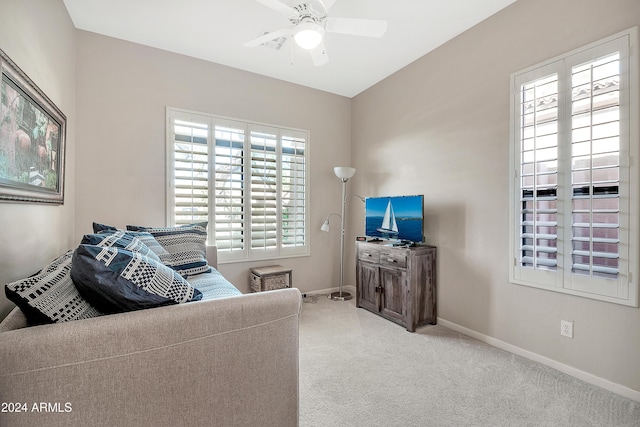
[167, 108, 309, 263]
[509, 28, 638, 306]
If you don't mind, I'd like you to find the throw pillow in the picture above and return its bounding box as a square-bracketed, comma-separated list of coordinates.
[121, 231, 170, 260]
[82, 230, 162, 262]
[91, 222, 170, 259]
[92, 222, 118, 233]
[126, 222, 210, 276]
[71, 244, 203, 314]
[4, 251, 102, 324]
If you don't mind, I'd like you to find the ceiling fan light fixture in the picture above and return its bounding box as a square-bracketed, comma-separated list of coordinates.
[294, 21, 324, 50]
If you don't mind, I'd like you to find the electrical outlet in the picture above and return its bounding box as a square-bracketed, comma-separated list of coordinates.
[560, 320, 574, 338]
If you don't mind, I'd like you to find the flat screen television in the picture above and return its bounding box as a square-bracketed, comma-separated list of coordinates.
[365, 195, 424, 243]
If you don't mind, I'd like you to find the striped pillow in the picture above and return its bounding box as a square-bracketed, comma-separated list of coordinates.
[71, 245, 202, 313]
[82, 230, 162, 262]
[91, 223, 169, 260]
[4, 251, 102, 324]
[126, 222, 210, 276]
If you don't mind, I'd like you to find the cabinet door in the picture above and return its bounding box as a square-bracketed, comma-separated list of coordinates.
[357, 262, 379, 312]
[379, 266, 406, 324]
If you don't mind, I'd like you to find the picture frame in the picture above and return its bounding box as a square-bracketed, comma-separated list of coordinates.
[0, 48, 66, 204]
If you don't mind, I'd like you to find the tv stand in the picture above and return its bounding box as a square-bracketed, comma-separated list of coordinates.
[355, 240, 437, 332]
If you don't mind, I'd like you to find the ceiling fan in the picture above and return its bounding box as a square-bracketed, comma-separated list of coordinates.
[244, 0, 388, 66]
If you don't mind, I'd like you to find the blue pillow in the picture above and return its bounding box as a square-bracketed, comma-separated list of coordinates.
[82, 231, 162, 262]
[71, 245, 202, 314]
[5, 251, 102, 324]
[91, 222, 170, 260]
[126, 222, 210, 277]
[119, 230, 170, 260]
[92, 222, 118, 233]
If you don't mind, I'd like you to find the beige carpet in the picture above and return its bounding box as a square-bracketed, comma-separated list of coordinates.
[298, 294, 640, 427]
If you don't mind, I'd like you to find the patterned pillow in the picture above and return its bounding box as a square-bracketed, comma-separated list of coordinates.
[126, 222, 210, 276]
[71, 244, 203, 314]
[121, 231, 170, 259]
[92, 222, 169, 259]
[4, 251, 102, 324]
[82, 231, 161, 262]
[92, 222, 118, 233]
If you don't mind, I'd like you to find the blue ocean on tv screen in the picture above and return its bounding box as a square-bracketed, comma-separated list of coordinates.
[365, 195, 424, 243]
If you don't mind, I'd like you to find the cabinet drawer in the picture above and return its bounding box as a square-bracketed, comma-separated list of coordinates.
[358, 247, 379, 263]
[379, 251, 407, 269]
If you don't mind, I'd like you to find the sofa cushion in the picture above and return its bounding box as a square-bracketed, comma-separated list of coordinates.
[126, 222, 211, 276]
[82, 230, 162, 262]
[71, 244, 202, 314]
[4, 251, 102, 325]
[187, 268, 243, 300]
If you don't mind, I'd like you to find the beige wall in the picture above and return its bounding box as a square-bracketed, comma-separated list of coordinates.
[351, 0, 640, 394]
[74, 31, 351, 293]
[2, 0, 639, 399]
[0, 0, 76, 318]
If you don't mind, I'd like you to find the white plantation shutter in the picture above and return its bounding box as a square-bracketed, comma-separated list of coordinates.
[518, 71, 560, 284]
[167, 109, 310, 263]
[510, 29, 637, 306]
[247, 127, 308, 256]
[281, 132, 307, 249]
[213, 121, 246, 257]
[250, 128, 278, 253]
[169, 115, 210, 226]
[569, 53, 622, 285]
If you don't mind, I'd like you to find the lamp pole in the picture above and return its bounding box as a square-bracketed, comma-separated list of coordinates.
[330, 167, 355, 301]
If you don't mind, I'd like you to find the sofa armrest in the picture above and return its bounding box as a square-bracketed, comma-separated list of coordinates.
[206, 244, 218, 269]
[0, 307, 27, 332]
[0, 288, 301, 427]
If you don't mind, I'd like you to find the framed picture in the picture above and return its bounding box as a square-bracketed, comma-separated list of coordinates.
[0, 48, 66, 204]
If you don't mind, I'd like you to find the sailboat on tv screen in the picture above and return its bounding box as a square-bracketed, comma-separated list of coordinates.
[376, 200, 399, 236]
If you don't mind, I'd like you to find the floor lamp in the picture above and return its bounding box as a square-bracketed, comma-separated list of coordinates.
[327, 166, 356, 301]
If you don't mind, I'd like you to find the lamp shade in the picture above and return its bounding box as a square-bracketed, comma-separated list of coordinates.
[294, 21, 324, 50]
[334, 167, 356, 180]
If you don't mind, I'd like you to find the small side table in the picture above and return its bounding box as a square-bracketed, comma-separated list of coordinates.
[250, 265, 293, 292]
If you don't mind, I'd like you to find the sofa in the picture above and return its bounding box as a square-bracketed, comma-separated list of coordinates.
[0, 230, 301, 427]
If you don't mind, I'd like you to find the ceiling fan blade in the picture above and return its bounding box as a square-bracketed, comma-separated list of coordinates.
[322, 0, 338, 11]
[325, 17, 388, 37]
[254, 0, 298, 19]
[244, 27, 294, 47]
[310, 42, 329, 66]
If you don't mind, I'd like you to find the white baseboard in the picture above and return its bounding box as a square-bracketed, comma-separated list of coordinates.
[437, 318, 640, 403]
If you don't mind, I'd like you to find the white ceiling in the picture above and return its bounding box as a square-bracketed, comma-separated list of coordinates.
[63, 0, 517, 98]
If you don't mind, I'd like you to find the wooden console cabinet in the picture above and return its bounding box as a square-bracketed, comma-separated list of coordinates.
[356, 241, 436, 332]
